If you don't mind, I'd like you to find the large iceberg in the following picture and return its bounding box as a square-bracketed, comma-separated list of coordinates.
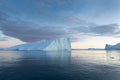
[105, 43, 120, 50]
[6, 38, 71, 51]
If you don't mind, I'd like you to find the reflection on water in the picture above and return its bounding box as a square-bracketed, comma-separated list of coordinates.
[0, 51, 21, 67]
[106, 50, 120, 63]
[72, 50, 107, 64]
[0, 51, 71, 67]
[0, 50, 120, 80]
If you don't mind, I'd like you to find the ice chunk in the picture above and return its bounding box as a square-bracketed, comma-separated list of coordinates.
[105, 43, 120, 50]
[7, 38, 71, 51]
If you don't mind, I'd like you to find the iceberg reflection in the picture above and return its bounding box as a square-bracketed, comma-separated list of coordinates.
[0, 50, 71, 67]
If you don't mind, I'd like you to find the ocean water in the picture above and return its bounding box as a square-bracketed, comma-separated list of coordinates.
[0, 50, 120, 80]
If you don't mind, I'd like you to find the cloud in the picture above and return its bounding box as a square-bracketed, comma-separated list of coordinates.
[0, 22, 67, 42]
[67, 15, 120, 36]
[71, 24, 119, 36]
[0, 11, 120, 42]
[0, 37, 8, 41]
[90, 24, 119, 35]
[0, 11, 68, 42]
[0, 31, 9, 41]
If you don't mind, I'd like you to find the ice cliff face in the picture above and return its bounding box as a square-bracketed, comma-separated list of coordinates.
[105, 43, 120, 50]
[7, 38, 71, 51]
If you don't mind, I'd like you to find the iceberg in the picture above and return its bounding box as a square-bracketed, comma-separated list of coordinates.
[6, 38, 71, 51]
[105, 43, 120, 50]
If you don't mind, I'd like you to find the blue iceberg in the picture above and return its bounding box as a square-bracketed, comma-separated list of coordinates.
[6, 38, 71, 51]
[105, 43, 120, 50]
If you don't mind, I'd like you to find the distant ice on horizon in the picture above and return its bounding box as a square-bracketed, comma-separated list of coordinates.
[105, 43, 120, 50]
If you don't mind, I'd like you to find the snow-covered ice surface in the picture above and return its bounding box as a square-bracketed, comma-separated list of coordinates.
[105, 43, 120, 50]
[6, 38, 71, 51]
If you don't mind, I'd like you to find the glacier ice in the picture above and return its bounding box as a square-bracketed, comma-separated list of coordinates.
[105, 43, 120, 50]
[6, 38, 71, 51]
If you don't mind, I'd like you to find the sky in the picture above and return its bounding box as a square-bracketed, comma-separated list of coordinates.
[0, 0, 120, 49]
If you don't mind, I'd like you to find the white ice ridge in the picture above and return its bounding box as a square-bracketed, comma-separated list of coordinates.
[105, 43, 120, 50]
[7, 38, 71, 51]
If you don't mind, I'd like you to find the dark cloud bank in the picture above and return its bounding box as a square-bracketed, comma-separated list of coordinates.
[0, 11, 119, 42]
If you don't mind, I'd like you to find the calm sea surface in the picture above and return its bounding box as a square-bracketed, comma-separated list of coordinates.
[0, 50, 120, 80]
